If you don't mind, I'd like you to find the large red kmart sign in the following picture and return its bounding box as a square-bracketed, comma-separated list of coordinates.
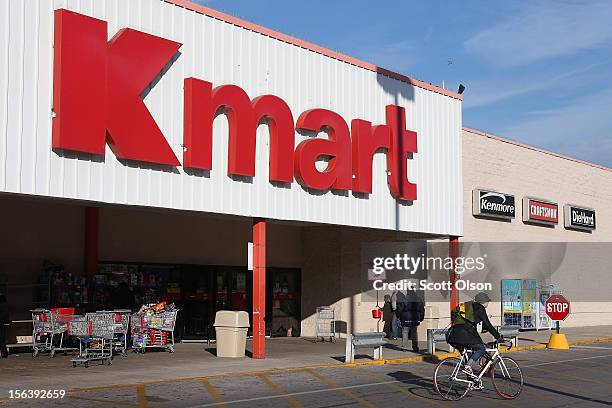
[52, 9, 418, 200]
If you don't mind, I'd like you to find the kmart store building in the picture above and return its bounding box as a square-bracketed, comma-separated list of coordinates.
[1, 0, 610, 356]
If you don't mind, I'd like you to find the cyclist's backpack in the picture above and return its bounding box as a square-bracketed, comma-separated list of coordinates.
[451, 301, 475, 325]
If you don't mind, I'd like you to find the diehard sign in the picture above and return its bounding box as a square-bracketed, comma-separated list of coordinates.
[523, 197, 558, 225]
[472, 189, 515, 219]
[564, 205, 596, 231]
[545, 294, 570, 321]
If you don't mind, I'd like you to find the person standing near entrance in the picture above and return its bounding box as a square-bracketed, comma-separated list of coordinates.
[390, 290, 406, 340]
[395, 290, 424, 352]
[0, 293, 9, 358]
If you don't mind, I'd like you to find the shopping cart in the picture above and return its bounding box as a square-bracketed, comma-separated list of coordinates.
[70, 313, 115, 368]
[315, 306, 336, 342]
[113, 310, 131, 356]
[96, 310, 130, 356]
[66, 315, 89, 358]
[31, 308, 78, 357]
[131, 309, 179, 353]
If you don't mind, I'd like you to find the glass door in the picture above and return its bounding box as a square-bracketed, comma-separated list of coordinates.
[214, 269, 231, 311]
[180, 265, 214, 341]
[268, 268, 301, 337]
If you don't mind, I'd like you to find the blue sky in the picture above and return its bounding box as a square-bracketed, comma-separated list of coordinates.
[196, 0, 612, 168]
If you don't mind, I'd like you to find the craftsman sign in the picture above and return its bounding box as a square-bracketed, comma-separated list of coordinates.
[472, 189, 515, 219]
[564, 205, 596, 231]
[523, 197, 558, 225]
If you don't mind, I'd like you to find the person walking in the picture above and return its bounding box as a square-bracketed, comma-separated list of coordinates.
[395, 290, 424, 352]
[0, 293, 9, 358]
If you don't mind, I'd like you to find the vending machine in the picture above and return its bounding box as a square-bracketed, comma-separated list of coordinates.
[501, 279, 538, 329]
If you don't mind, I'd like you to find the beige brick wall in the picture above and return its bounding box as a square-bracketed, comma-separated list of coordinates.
[462, 128, 612, 328]
[463, 128, 612, 242]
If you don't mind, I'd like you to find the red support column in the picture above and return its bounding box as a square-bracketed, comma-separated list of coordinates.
[84, 207, 99, 278]
[252, 218, 266, 359]
[449, 236, 460, 315]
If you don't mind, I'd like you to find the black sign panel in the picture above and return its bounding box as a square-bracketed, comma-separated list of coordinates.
[473, 189, 515, 219]
[564, 205, 596, 231]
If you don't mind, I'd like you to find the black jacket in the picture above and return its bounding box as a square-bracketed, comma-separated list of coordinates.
[447, 302, 500, 346]
[395, 299, 425, 327]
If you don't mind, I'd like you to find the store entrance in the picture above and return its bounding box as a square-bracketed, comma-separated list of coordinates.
[174, 266, 301, 340]
[180, 266, 250, 341]
[91, 263, 300, 341]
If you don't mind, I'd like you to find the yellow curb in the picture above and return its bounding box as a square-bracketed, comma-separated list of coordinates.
[569, 337, 612, 346]
[501, 344, 547, 352]
[60, 335, 612, 395]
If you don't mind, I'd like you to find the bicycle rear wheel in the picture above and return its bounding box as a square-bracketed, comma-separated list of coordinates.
[433, 357, 472, 401]
[491, 356, 524, 399]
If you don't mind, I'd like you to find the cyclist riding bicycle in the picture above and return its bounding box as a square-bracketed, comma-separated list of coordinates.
[446, 292, 502, 377]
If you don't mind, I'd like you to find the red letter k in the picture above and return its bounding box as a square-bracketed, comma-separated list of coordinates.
[52, 9, 181, 166]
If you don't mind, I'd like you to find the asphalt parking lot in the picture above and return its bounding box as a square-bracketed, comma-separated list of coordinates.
[1, 343, 611, 407]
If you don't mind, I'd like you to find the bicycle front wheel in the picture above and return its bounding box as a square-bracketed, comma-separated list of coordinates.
[433, 357, 471, 401]
[491, 356, 524, 399]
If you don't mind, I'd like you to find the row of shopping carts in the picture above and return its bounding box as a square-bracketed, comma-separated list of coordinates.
[30, 307, 178, 367]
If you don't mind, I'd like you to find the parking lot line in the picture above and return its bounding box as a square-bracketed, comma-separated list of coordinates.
[257, 374, 304, 408]
[350, 367, 446, 408]
[572, 345, 612, 350]
[527, 364, 610, 386]
[201, 379, 227, 408]
[135, 384, 150, 408]
[555, 359, 612, 376]
[523, 353, 612, 368]
[521, 374, 611, 405]
[305, 369, 378, 408]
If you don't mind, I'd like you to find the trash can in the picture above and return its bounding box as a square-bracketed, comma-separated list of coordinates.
[214, 311, 250, 358]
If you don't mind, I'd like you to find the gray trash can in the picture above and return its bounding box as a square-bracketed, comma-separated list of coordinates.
[214, 311, 250, 358]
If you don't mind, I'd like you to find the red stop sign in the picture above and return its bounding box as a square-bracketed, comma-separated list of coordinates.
[545, 294, 570, 321]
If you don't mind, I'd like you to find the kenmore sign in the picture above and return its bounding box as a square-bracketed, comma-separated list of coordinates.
[564, 205, 596, 231]
[473, 189, 515, 219]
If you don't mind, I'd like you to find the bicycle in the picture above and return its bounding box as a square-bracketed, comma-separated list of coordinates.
[433, 339, 524, 400]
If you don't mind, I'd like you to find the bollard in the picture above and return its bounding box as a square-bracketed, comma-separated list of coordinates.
[344, 333, 353, 363]
[402, 326, 409, 350]
[427, 329, 435, 354]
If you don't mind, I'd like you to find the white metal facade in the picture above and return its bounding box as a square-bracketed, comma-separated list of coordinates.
[0, 0, 463, 235]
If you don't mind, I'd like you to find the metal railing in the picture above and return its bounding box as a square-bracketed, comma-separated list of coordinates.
[427, 325, 520, 355]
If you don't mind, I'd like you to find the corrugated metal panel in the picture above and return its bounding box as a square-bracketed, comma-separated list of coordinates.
[0, 0, 463, 236]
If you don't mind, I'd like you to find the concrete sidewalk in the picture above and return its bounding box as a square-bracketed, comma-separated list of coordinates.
[0, 325, 610, 394]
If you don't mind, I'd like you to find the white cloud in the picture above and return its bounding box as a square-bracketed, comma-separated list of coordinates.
[500, 87, 612, 167]
[464, 59, 612, 109]
[464, 1, 612, 67]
